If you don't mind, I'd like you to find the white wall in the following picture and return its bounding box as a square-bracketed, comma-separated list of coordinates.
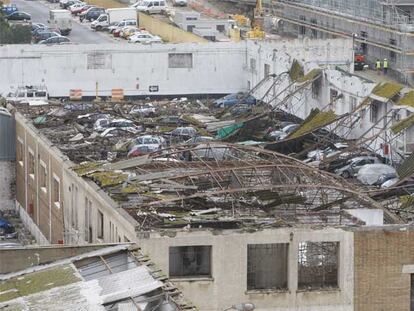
[0, 43, 247, 97]
[138, 228, 354, 311]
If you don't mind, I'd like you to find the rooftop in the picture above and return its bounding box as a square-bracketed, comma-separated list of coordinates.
[0, 244, 192, 310]
[9, 88, 402, 230]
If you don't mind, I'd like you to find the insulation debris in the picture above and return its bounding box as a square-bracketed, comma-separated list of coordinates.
[289, 109, 337, 138]
[396, 90, 414, 108]
[390, 113, 414, 134]
[371, 82, 403, 99]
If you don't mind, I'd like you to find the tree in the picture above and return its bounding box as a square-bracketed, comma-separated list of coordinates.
[0, 4, 32, 44]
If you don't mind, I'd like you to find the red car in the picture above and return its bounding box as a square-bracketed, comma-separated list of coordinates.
[74, 4, 94, 15]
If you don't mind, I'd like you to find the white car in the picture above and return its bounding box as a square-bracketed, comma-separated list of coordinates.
[130, 103, 157, 117]
[128, 33, 162, 43]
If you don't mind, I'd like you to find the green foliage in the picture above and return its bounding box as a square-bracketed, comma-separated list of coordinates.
[0, 9, 32, 44]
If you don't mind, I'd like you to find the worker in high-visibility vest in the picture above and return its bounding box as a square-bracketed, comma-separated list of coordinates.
[376, 59, 381, 74]
[383, 58, 388, 75]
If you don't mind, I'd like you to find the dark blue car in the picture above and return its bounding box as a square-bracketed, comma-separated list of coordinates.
[1, 4, 18, 16]
[214, 92, 256, 108]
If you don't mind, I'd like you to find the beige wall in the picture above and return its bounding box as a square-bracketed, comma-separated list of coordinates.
[13, 109, 138, 245]
[354, 227, 414, 311]
[14, 112, 64, 244]
[138, 13, 208, 43]
[138, 227, 354, 311]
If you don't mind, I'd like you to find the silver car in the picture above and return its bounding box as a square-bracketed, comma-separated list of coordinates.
[335, 156, 381, 178]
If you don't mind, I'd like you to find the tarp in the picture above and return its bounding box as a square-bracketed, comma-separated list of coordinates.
[357, 164, 396, 185]
[216, 122, 244, 140]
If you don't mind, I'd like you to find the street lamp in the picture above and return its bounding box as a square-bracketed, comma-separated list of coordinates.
[224, 302, 255, 311]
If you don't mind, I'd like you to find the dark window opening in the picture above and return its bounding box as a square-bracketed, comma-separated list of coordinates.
[411, 274, 414, 311]
[97, 210, 104, 239]
[247, 243, 288, 291]
[298, 242, 339, 290]
[169, 246, 211, 278]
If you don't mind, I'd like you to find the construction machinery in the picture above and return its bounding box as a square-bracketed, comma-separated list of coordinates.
[246, 0, 266, 39]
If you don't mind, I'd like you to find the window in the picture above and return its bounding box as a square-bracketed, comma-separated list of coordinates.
[52, 175, 60, 207]
[247, 244, 288, 291]
[360, 31, 368, 54]
[264, 63, 270, 78]
[168, 53, 193, 68]
[169, 246, 212, 278]
[299, 15, 306, 35]
[97, 210, 104, 239]
[39, 161, 47, 192]
[71, 185, 78, 229]
[250, 58, 256, 71]
[310, 18, 317, 38]
[349, 96, 357, 112]
[390, 39, 396, 61]
[411, 274, 414, 311]
[28, 150, 35, 178]
[370, 102, 379, 123]
[17, 138, 23, 165]
[85, 198, 93, 243]
[298, 242, 339, 290]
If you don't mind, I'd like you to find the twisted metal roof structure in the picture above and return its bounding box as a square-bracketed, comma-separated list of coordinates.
[80, 143, 401, 229]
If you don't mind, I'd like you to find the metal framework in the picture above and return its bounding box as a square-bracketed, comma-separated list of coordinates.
[93, 143, 402, 228]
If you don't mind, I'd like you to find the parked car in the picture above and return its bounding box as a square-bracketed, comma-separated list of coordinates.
[130, 135, 166, 150]
[62, 0, 82, 9]
[34, 31, 60, 43]
[158, 115, 187, 126]
[172, 0, 187, 6]
[134, 0, 167, 14]
[69, 2, 86, 14]
[79, 7, 105, 22]
[373, 172, 398, 187]
[75, 4, 95, 15]
[110, 19, 137, 34]
[39, 36, 71, 45]
[335, 156, 382, 178]
[130, 104, 157, 117]
[357, 164, 397, 185]
[186, 136, 214, 144]
[268, 123, 299, 141]
[127, 144, 159, 157]
[214, 92, 256, 108]
[128, 33, 162, 43]
[5, 11, 31, 21]
[171, 127, 197, 140]
[93, 117, 111, 132]
[31, 23, 47, 33]
[120, 26, 140, 39]
[1, 4, 18, 16]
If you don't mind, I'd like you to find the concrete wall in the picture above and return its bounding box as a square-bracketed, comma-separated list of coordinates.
[0, 161, 15, 211]
[354, 226, 414, 311]
[0, 244, 112, 274]
[0, 42, 243, 98]
[138, 228, 354, 311]
[138, 12, 209, 43]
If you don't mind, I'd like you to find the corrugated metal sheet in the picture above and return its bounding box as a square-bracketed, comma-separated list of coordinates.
[0, 109, 15, 161]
